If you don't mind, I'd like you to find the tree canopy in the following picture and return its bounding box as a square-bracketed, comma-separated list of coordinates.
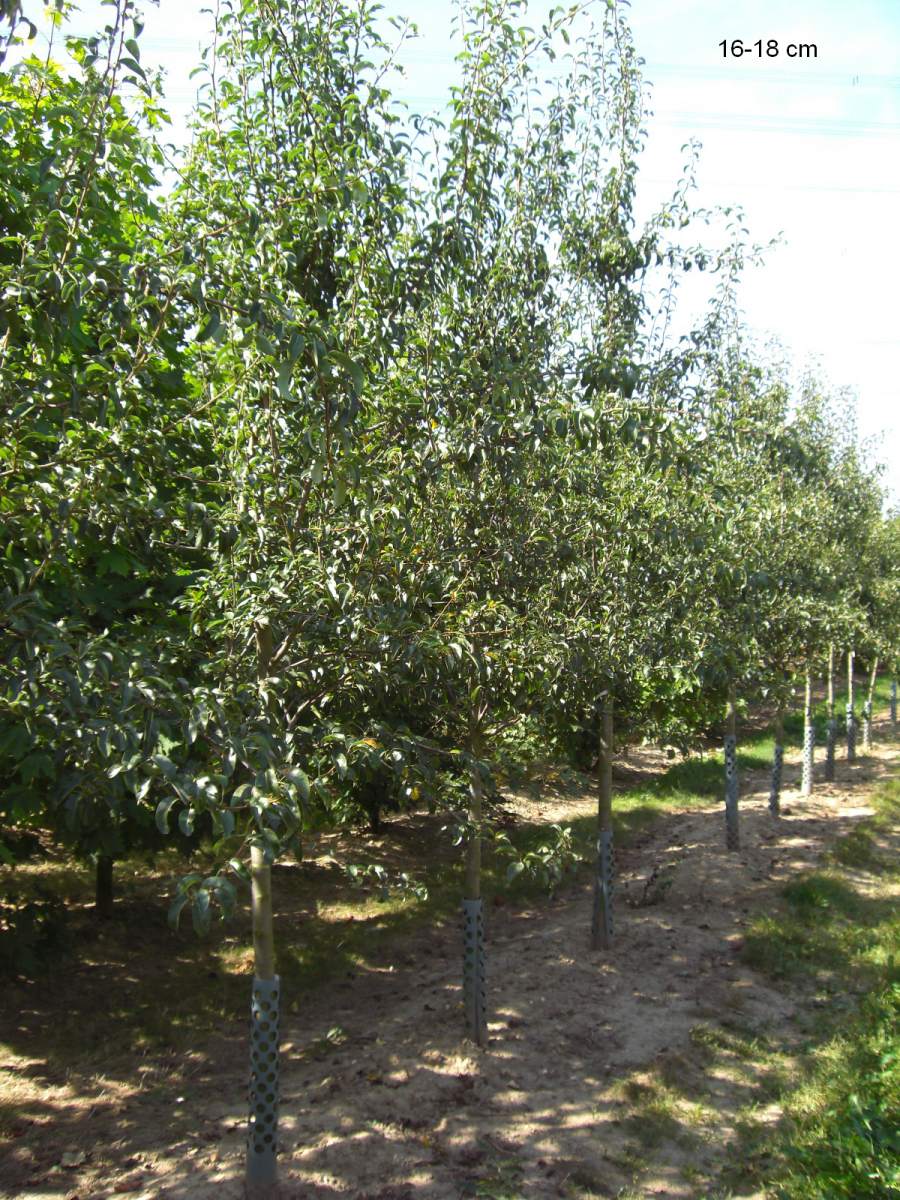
[1, 0, 897, 919]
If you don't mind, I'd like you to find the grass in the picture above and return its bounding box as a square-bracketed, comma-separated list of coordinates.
[472, 1156, 525, 1200]
[620, 1077, 701, 1149]
[772, 985, 900, 1200]
[723, 775, 900, 1198]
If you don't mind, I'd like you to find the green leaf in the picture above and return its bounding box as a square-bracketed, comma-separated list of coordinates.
[168, 892, 190, 929]
[19, 753, 54, 784]
[329, 349, 364, 395]
[120, 56, 147, 81]
[96, 549, 131, 577]
[155, 796, 176, 834]
[228, 857, 250, 882]
[196, 311, 221, 343]
[151, 754, 177, 780]
[191, 889, 211, 936]
[276, 360, 293, 400]
[285, 767, 310, 801]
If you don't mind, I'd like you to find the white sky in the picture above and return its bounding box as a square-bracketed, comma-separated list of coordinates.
[15, 0, 900, 500]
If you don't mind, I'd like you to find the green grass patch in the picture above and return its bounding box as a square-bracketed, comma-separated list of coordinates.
[742, 868, 897, 985]
[620, 1077, 700, 1149]
[770, 982, 900, 1200]
[728, 775, 900, 1198]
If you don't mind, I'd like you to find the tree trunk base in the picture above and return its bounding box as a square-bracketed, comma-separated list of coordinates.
[591, 829, 614, 949]
[768, 742, 783, 815]
[801, 722, 814, 796]
[724, 735, 739, 850]
[462, 899, 487, 1046]
[246, 975, 281, 1194]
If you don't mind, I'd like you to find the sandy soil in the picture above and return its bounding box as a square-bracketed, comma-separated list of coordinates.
[2, 731, 897, 1200]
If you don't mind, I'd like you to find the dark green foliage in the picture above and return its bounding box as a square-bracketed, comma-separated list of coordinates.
[0, 887, 68, 974]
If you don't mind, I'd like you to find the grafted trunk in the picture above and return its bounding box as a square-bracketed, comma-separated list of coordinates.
[768, 706, 784, 816]
[591, 696, 614, 949]
[801, 666, 814, 797]
[824, 644, 836, 782]
[846, 649, 856, 762]
[724, 685, 739, 850]
[891, 678, 898, 729]
[95, 855, 114, 919]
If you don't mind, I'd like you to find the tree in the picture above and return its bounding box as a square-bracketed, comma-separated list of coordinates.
[0, 0, 202, 910]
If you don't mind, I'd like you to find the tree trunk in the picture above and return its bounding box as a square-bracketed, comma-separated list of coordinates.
[591, 696, 614, 949]
[95, 855, 114, 919]
[825, 643, 836, 782]
[365, 797, 382, 835]
[462, 733, 487, 1046]
[246, 621, 280, 1198]
[862, 656, 878, 751]
[724, 685, 739, 850]
[801, 665, 814, 796]
[846, 649, 856, 762]
[769, 705, 784, 816]
[891, 678, 897, 730]
[250, 844, 276, 980]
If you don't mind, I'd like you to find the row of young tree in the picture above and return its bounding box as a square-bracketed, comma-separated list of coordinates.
[2, 0, 899, 1190]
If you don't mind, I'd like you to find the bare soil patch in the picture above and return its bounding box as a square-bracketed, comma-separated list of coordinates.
[2, 730, 897, 1200]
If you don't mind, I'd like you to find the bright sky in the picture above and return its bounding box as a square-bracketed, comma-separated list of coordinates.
[16, 0, 900, 500]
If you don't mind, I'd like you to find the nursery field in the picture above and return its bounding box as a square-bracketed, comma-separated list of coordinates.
[1, 0, 899, 1197]
[2, 713, 897, 1200]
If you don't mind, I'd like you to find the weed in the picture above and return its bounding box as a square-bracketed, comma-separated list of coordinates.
[621, 1078, 699, 1149]
[473, 1155, 525, 1199]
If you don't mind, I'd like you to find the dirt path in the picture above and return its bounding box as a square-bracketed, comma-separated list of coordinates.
[3, 736, 897, 1200]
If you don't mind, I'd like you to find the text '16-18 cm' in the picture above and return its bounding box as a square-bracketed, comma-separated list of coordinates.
[719, 39, 818, 58]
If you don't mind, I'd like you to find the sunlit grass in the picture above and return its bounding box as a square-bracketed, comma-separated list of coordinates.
[621, 1077, 701, 1149]
[722, 775, 900, 1198]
